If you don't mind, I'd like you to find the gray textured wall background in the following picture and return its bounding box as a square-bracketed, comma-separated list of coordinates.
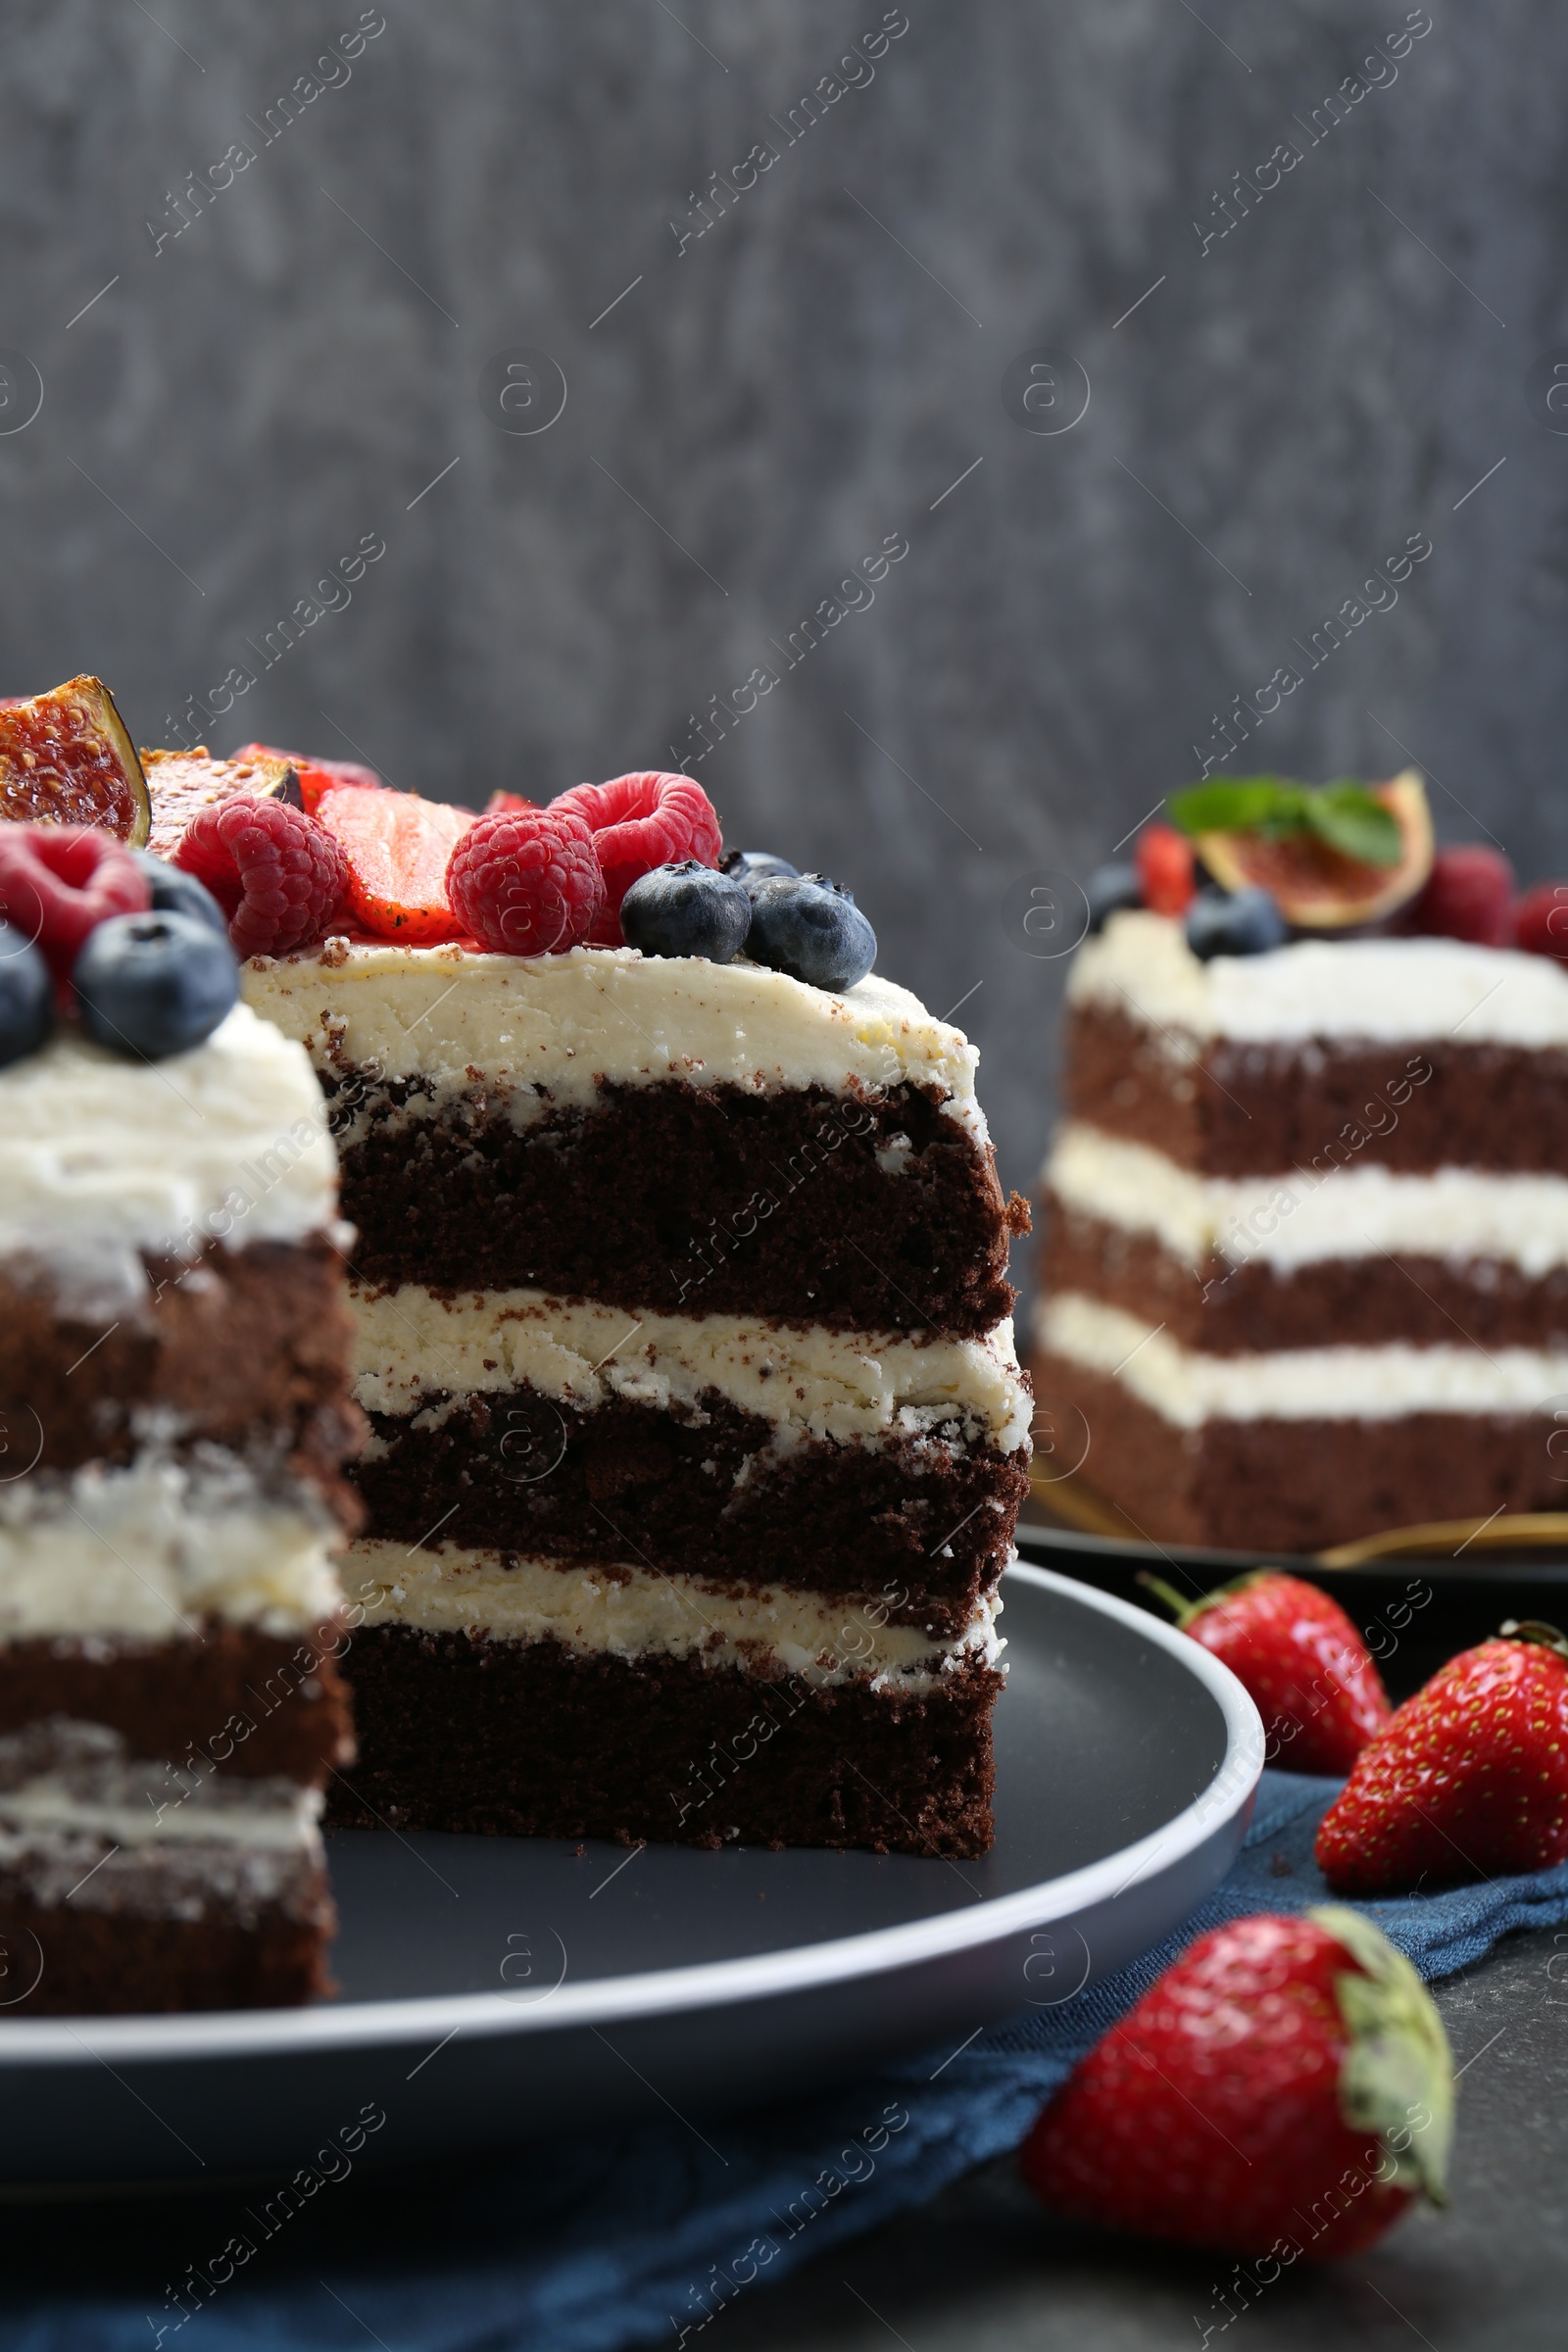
[3, 1, 1563, 1271]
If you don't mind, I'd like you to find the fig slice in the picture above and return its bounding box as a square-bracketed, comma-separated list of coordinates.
[1181, 770, 1434, 931]
[140, 747, 300, 859]
[0, 675, 150, 847]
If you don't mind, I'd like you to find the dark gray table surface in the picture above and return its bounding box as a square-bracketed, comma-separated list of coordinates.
[709, 1925, 1565, 2352]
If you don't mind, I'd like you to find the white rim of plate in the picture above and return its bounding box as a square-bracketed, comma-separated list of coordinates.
[0, 1563, 1264, 2067]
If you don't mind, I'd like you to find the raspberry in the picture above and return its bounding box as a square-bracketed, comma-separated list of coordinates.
[1407, 845, 1515, 946]
[1135, 823, 1196, 916]
[0, 823, 150, 986]
[550, 771, 721, 946]
[445, 807, 606, 956]
[1515, 880, 1568, 963]
[174, 796, 348, 958]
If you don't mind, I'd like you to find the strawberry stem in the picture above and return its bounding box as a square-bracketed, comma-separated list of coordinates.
[1136, 1572, 1199, 1625]
[1499, 1618, 1568, 1665]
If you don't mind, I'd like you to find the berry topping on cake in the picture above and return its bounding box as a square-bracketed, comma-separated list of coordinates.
[0, 823, 150, 985]
[0, 920, 52, 1067]
[1405, 844, 1515, 945]
[445, 806, 606, 955]
[0, 675, 149, 844]
[1083, 858, 1143, 933]
[73, 909, 239, 1061]
[720, 849, 801, 890]
[744, 872, 876, 992]
[1515, 880, 1568, 962]
[175, 796, 349, 958]
[231, 742, 381, 816]
[619, 859, 752, 962]
[1168, 770, 1433, 929]
[1185, 883, 1288, 960]
[141, 748, 301, 859]
[126, 849, 228, 939]
[313, 783, 473, 945]
[1133, 823, 1196, 916]
[550, 771, 722, 947]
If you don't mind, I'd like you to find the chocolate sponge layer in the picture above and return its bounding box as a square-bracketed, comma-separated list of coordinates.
[330, 1074, 1029, 1338]
[328, 1626, 1001, 1856]
[0, 1234, 362, 1522]
[351, 1382, 1027, 1638]
[1066, 1003, 1568, 1178]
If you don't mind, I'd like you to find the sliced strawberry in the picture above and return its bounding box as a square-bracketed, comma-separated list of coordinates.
[1135, 823, 1196, 916]
[232, 743, 381, 818]
[315, 785, 476, 944]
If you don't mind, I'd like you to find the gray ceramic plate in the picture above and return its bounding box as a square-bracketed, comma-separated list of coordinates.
[0, 1564, 1263, 2186]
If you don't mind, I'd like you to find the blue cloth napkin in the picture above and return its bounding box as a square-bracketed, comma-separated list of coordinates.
[25, 1770, 1568, 2352]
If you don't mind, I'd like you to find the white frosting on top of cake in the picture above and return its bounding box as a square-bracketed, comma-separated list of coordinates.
[1045, 1122, 1568, 1276]
[342, 1537, 1005, 1691]
[1069, 908, 1568, 1049]
[241, 939, 986, 1139]
[349, 1282, 1032, 1455]
[0, 1454, 345, 1642]
[0, 1002, 339, 1265]
[1037, 1291, 1568, 1425]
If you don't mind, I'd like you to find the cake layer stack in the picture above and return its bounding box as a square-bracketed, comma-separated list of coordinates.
[1034, 909, 1568, 1553]
[0, 1005, 360, 2011]
[245, 940, 1032, 1856]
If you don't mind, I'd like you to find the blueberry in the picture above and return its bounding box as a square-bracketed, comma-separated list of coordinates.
[0, 920, 52, 1068]
[1085, 859, 1144, 934]
[720, 849, 801, 894]
[745, 873, 877, 992]
[74, 911, 239, 1060]
[1185, 885, 1288, 961]
[126, 850, 230, 940]
[619, 860, 753, 962]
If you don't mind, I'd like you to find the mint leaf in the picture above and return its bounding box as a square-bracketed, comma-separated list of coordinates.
[1302, 785, 1402, 867]
[1168, 779, 1293, 835]
[1168, 775, 1403, 866]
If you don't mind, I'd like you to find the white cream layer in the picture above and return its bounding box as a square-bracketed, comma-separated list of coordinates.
[242, 939, 986, 1140]
[349, 1282, 1031, 1454]
[1037, 1292, 1568, 1426]
[0, 1455, 344, 1642]
[0, 1003, 340, 1270]
[0, 1724, 321, 1852]
[1070, 908, 1568, 1050]
[1046, 1122, 1568, 1278]
[342, 1539, 1005, 1690]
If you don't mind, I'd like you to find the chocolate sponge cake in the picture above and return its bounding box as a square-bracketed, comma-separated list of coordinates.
[1034, 906, 1568, 1553]
[0, 1002, 361, 2011]
[245, 939, 1032, 1855]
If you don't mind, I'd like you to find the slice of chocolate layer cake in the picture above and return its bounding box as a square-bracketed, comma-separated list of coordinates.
[245, 938, 1032, 1855]
[1035, 903, 1568, 1553]
[0, 915, 361, 2011]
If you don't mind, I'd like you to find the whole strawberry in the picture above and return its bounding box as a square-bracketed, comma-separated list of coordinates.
[1142, 1572, 1391, 1773]
[1316, 1620, 1568, 1893]
[1020, 1908, 1451, 2257]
